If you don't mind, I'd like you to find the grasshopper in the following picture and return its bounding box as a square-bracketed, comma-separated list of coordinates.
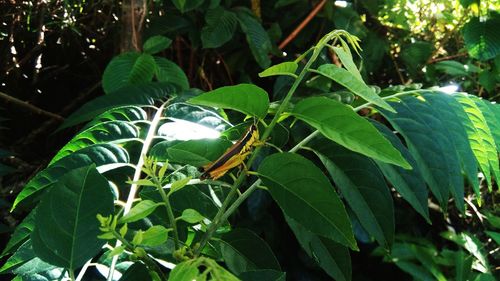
[200, 124, 263, 180]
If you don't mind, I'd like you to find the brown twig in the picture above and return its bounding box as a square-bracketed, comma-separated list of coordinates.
[427, 52, 468, 64]
[278, 0, 327, 50]
[0, 91, 64, 122]
[17, 82, 101, 147]
[389, 51, 406, 85]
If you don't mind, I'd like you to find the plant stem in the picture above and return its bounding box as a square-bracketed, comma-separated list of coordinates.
[158, 187, 180, 250]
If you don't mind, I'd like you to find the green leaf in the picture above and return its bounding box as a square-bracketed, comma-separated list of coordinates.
[379, 96, 463, 210]
[258, 153, 357, 249]
[13, 144, 129, 210]
[119, 262, 151, 281]
[169, 177, 192, 194]
[463, 16, 500, 60]
[370, 121, 430, 222]
[179, 209, 204, 224]
[201, 7, 238, 48]
[434, 60, 472, 77]
[143, 35, 172, 54]
[442, 232, 489, 273]
[154, 57, 189, 90]
[311, 141, 394, 249]
[220, 229, 281, 275]
[150, 139, 232, 167]
[315, 64, 394, 112]
[119, 200, 163, 224]
[399, 41, 433, 76]
[471, 97, 500, 151]
[286, 216, 351, 281]
[258, 62, 298, 78]
[234, 8, 272, 68]
[291, 97, 410, 168]
[168, 257, 240, 281]
[168, 264, 198, 281]
[188, 83, 270, 118]
[31, 165, 114, 270]
[239, 269, 286, 281]
[454, 93, 499, 192]
[102, 52, 156, 94]
[171, 0, 204, 13]
[1, 210, 35, 258]
[393, 94, 464, 212]
[0, 240, 56, 275]
[455, 251, 473, 281]
[333, 46, 363, 81]
[485, 231, 500, 245]
[140, 225, 170, 246]
[59, 83, 177, 130]
[51, 120, 139, 165]
[423, 93, 480, 204]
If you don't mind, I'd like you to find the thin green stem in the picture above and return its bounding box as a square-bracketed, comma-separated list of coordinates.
[159, 188, 180, 250]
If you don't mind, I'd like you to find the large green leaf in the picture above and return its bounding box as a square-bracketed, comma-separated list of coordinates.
[286, 216, 351, 281]
[423, 93, 479, 199]
[311, 141, 394, 249]
[454, 93, 499, 191]
[150, 139, 232, 166]
[13, 144, 129, 210]
[51, 121, 140, 165]
[102, 52, 156, 94]
[234, 8, 272, 68]
[370, 121, 430, 222]
[315, 64, 394, 112]
[59, 83, 177, 130]
[201, 7, 238, 48]
[462, 16, 500, 61]
[395, 94, 464, 212]
[258, 153, 357, 249]
[188, 83, 269, 118]
[154, 57, 189, 90]
[31, 165, 114, 270]
[219, 229, 281, 275]
[291, 97, 410, 168]
[379, 96, 463, 210]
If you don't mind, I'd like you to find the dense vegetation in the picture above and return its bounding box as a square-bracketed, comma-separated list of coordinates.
[0, 1, 499, 280]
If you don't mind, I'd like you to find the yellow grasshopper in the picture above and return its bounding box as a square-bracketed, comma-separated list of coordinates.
[200, 123, 263, 180]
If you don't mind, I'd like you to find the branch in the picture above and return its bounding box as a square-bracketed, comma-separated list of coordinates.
[427, 52, 468, 64]
[278, 0, 327, 50]
[0, 91, 64, 121]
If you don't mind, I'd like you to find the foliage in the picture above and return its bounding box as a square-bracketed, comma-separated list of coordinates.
[1, 27, 499, 281]
[1, 0, 500, 280]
